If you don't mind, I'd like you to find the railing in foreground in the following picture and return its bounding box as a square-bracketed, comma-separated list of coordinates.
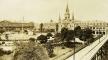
[66, 35, 108, 60]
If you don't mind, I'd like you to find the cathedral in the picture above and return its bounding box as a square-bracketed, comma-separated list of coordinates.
[38, 4, 108, 37]
[58, 4, 74, 32]
[57, 4, 108, 36]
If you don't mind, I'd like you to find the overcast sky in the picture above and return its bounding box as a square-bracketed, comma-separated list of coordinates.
[0, 0, 108, 23]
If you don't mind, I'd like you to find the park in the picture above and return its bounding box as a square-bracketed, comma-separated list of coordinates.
[0, 26, 103, 60]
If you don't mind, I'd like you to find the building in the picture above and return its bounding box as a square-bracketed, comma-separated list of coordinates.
[38, 20, 57, 32]
[58, 4, 74, 31]
[57, 4, 108, 36]
[0, 20, 34, 32]
[34, 4, 108, 36]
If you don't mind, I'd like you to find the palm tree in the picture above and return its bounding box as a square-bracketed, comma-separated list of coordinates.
[40, 23, 43, 34]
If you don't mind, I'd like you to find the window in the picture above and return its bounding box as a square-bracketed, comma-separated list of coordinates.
[103, 32, 105, 34]
[90, 27, 92, 29]
[99, 32, 101, 34]
[93, 31, 95, 34]
[93, 27, 95, 29]
[96, 32, 98, 34]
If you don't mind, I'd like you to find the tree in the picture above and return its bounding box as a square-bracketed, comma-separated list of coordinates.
[66, 30, 74, 42]
[80, 28, 94, 45]
[61, 27, 68, 49]
[65, 30, 74, 47]
[56, 23, 59, 32]
[13, 38, 49, 60]
[0, 30, 5, 34]
[37, 35, 47, 44]
[54, 33, 61, 38]
[47, 29, 55, 32]
[61, 27, 68, 39]
[46, 33, 53, 38]
[74, 26, 82, 38]
[54, 33, 61, 43]
[40, 23, 43, 33]
[5, 34, 9, 40]
[74, 26, 94, 45]
[79, 29, 86, 41]
[85, 28, 94, 43]
[46, 40, 54, 57]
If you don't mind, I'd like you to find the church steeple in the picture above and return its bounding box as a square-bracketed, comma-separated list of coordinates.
[64, 4, 70, 20]
[72, 12, 74, 20]
[59, 13, 61, 23]
[66, 4, 69, 13]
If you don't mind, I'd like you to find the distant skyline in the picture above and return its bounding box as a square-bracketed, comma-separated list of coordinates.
[0, 0, 108, 23]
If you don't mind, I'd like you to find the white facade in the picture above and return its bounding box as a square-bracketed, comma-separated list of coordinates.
[58, 4, 108, 36]
[58, 4, 74, 31]
[35, 4, 108, 36]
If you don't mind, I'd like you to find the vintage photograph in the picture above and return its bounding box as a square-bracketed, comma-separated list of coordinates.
[0, 0, 108, 60]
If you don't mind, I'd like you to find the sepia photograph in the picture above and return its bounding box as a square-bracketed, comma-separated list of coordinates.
[0, 0, 108, 60]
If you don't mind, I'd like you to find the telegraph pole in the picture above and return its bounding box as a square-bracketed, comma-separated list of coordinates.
[73, 11, 75, 60]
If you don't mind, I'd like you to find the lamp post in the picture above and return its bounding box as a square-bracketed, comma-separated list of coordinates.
[99, 28, 101, 43]
[73, 35, 75, 60]
[73, 17, 75, 60]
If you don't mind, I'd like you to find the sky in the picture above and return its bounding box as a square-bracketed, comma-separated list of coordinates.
[0, 0, 108, 23]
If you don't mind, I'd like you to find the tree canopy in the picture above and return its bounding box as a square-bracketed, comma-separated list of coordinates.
[66, 30, 74, 42]
[74, 26, 82, 38]
[61, 27, 68, 41]
[13, 40, 49, 60]
[37, 35, 47, 43]
[46, 33, 53, 38]
[60, 26, 94, 47]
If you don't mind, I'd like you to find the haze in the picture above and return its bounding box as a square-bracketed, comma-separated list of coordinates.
[0, 0, 108, 23]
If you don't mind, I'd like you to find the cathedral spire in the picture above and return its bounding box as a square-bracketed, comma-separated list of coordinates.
[66, 4, 69, 12]
[64, 3, 70, 19]
[72, 12, 74, 20]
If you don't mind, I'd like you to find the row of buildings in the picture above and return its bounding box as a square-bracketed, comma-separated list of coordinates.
[40, 4, 108, 36]
[0, 4, 108, 37]
[0, 20, 34, 32]
[58, 4, 108, 36]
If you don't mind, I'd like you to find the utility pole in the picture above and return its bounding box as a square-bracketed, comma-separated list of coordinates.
[73, 12, 75, 60]
[99, 28, 100, 43]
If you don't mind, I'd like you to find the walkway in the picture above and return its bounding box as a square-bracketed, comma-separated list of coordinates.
[66, 35, 108, 60]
